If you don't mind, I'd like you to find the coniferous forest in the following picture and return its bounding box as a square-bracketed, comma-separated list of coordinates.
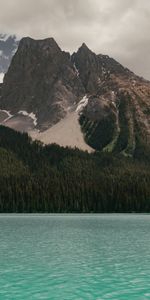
[0, 125, 150, 213]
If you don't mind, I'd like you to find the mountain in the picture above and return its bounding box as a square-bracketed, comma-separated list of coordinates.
[0, 37, 150, 157]
[0, 34, 19, 82]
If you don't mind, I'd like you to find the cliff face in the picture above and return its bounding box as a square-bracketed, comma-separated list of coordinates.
[1, 37, 84, 130]
[0, 37, 150, 155]
[72, 43, 150, 155]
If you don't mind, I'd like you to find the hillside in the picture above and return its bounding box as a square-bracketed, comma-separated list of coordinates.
[0, 125, 149, 213]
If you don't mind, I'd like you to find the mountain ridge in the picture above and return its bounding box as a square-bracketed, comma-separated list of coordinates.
[0, 34, 19, 79]
[0, 36, 149, 156]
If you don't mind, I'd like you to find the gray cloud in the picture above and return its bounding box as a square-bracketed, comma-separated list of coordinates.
[0, 0, 150, 79]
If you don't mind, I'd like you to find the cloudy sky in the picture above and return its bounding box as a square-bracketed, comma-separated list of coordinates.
[0, 0, 150, 79]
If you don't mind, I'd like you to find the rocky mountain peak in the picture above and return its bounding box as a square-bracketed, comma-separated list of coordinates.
[19, 37, 60, 52]
[0, 37, 84, 130]
[78, 42, 92, 53]
[72, 44, 99, 93]
[0, 36, 149, 156]
[75, 42, 96, 58]
[17, 37, 62, 63]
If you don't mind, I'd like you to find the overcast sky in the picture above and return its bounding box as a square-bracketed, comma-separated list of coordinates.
[0, 0, 150, 79]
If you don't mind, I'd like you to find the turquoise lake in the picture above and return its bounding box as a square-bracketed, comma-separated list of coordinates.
[0, 214, 150, 299]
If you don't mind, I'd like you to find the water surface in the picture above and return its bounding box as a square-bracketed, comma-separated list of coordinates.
[0, 214, 150, 299]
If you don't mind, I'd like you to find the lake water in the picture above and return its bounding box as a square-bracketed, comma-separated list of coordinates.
[0, 214, 150, 299]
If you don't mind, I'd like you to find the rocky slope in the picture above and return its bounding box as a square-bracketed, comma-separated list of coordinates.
[0, 37, 150, 156]
[0, 37, 84, 130]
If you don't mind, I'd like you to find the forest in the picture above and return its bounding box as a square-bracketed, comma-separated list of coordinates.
[0, 125, 150, 213]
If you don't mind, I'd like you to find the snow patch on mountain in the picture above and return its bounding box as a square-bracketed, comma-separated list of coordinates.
[0, 109, 13, 122]
[0, 34, 19, 73]
[76, 95, 89, 113]
[0, 34, 9, 42]
[73, 63, 79, 77]
[18, 111, 37, 126]
[12, 47, 18, 55]
[97, 77, 101, 86]
[0, 73, 4, 83]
